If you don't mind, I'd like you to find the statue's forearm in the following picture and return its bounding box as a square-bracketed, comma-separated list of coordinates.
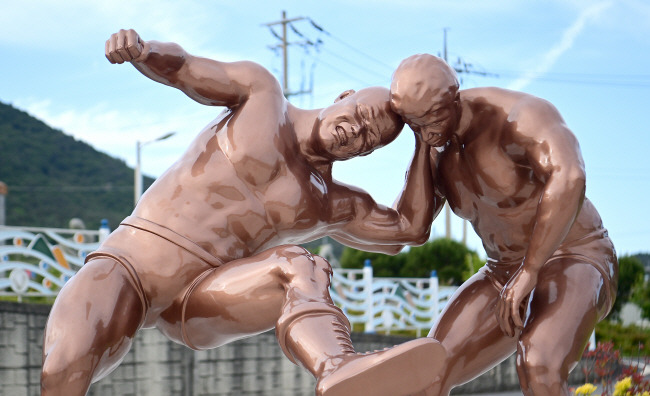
[393, 140, 441, 245]
[523, 169, 585, 272]
[131, 40, 188, 87]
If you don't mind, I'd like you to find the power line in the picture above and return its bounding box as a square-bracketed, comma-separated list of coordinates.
[439, 28, 497, 244]
[8, 185, 133, 192]
[288, 23, 316, 45]
[317, 46, 390, 82]
[500, 71, 650, 80]
[315, 58, 376, 87]
[263, 12, 396, 101]
[289, 21, 388, 82]
[490, 70, 650, 88]
[307, 18, 395, 73]
[441, 28, 498, 81]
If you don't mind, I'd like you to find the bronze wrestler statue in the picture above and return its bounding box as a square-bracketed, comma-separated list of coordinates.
[41, 30, 445, 396]
[387, 54, 618, 396]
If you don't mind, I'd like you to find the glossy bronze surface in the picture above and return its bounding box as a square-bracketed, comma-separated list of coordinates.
[41, 30, 445, 395]
[390, 54, 618, 396]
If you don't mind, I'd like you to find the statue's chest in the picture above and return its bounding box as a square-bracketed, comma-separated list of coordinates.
[240, 164, 330, 236]
[439, 139, 536, 213]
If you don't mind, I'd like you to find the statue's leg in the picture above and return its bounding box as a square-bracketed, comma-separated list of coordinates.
[180, 244, 445, 396]
[515, 258, 607, 396]
[41, 257, 145, 396]
[279, 300, 445, 396]
[177, 245, 317, 349]
[421, 270, 518, 396]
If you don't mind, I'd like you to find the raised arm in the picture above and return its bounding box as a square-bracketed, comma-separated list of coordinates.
[497, 97, 587, 336]
[329, 136, 444, 254]
[105, 29, 280, 108]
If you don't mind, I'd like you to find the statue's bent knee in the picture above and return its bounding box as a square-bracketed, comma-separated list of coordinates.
[517, 343, 565, 386]
[272, 245, 332, 279]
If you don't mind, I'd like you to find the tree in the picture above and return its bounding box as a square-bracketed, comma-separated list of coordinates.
[339, 248, 406, 278]
[632, 281, 650, 320]
[401, 238, 482, 285]
[610, 255, 644, 319]
[340, 238, 483, 285]
[630, 253, 650, 320]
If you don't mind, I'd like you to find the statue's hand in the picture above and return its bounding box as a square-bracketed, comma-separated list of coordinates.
[409, 124, 424, 141]
[105, 29, 148, 64]
[496, 266, 538, 337]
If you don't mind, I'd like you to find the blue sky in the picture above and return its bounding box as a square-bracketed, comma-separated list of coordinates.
[1, 0, 649, 257]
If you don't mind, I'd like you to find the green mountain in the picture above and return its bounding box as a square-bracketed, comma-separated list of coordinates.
[0, 101, 153, 230]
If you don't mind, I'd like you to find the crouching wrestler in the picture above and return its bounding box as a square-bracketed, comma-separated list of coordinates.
[41, 29, 447, 396]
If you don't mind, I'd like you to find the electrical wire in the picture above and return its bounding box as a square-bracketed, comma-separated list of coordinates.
[487, 70, 650, 88]
[8, 185, 133, 192]
[316, 46, 390, 81]
[315, 58, 376, 86]
[289, 21, 388, 82]
[308, 18, 394, 72]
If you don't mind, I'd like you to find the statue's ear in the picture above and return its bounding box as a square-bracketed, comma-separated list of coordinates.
[334, 89, 356, 103]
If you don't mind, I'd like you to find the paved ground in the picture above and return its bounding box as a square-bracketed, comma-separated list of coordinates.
[453, 392, 523, 396]
[454, 385, 606, 395]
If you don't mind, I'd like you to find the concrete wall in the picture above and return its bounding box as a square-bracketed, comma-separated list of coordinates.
[1, 302, 586, 395]
[1, 301, 318, 396]
[0, 302, 46, 396]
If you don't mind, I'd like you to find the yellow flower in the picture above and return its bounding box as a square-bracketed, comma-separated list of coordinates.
[613, 377, 632, 396]
[575, 383, 598, 395]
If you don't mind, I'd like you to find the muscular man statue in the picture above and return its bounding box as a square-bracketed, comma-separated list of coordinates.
[41, 31, 445, 396]
[389, 54, 618, 396]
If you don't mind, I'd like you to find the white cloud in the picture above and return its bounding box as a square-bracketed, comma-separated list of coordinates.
[0, 0, 227, 55]
[507, 1, 612, 91]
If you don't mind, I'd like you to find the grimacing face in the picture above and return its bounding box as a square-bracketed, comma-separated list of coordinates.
[317, 87, 400, 160]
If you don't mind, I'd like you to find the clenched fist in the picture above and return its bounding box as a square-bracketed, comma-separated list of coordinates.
[105, 29, 148, 64]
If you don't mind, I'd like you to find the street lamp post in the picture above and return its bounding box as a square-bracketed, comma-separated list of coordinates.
[134, 132, 176, 206]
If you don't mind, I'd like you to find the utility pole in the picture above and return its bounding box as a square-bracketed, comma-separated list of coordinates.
[0, 181, 6, 226]
[442, 28, 498, 79]
[440, 28, 496, 244]
[134, 132, 175, 206]
[441, 28, 453, 241]
[263, 11, 313, 99]
[443, 28, 449, 65]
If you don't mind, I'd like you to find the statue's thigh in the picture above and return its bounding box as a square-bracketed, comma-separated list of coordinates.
[431, 271, 517, 385]
[180, 245, 330, 350]
[43, 258, 145, 387]
[520, 259, 605, 369]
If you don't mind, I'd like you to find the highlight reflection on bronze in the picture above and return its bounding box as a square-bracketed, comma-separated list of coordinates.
[390, 54, 617, 396]
[41, 30, 446, 396]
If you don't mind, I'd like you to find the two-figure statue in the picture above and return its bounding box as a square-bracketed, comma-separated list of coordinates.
[41, 29, 617, 396]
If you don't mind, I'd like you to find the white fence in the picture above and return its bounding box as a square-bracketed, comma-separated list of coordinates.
[0, 225, 457, 334]
[0, 225, 103, 300]
[331, 263, 457, 336]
